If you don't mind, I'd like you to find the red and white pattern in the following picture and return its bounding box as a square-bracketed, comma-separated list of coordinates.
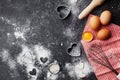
[81, 15, 120, 80]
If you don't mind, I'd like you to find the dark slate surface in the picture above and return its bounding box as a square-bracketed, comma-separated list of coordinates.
[0, 0, 120, 80]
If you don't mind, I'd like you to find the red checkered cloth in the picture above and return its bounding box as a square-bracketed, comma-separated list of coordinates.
[81, 15, 120, 80]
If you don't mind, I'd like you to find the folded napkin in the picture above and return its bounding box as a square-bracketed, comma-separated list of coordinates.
[81, 15, 120, 80]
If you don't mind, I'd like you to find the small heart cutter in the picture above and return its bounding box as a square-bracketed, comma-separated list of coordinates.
[67, 43, 82, 57]
[57, 5, 71, 19]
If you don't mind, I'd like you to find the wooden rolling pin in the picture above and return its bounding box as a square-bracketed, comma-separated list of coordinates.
[78, 0, 105, 20]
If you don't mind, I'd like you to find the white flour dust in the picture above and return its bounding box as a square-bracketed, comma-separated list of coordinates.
[0, 49, 16, 69]
[34, 44, 51, 59]
[68, 0, 82, 15]
[65, 63, 76, 78]
[0, 16, 31, 41]
[34, 44, 51, 65]
[17, 45, 35, 65]
[65, 61, 92, 79]
[82, 61, 93, 75]
[6, 32, 16, 45]
[0, 49, 19, 77]
[69, 0, 78, 4]
[17, 44, 52, 80]
[0, 16, 17, 27]
[14, 19, 31, 41]
[17, 45, 38, 80]
[47, 71, 58, 80]
[14, 31, 26, 40]
[63, 28, 75, 38]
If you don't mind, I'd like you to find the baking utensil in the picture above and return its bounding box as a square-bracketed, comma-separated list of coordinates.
[57, 6, 71, 19]
[88, 44, 119, 75]
[67, 43, 81, 57]
[40, 57, 48, 63]
[29, 68, 37, 75]
[78, 0, 105, 20]
[48, 63, 60, 74]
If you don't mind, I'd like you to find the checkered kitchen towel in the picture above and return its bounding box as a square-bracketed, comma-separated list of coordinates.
[81, 15, 120, 80]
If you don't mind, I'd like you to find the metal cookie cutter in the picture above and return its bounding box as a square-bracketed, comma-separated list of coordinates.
[57, 5, 71, 19]
[67, 43, 82, 57]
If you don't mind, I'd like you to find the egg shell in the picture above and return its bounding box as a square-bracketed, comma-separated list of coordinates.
[89, 16, 101, 31]
[100, 10, 112, 25]
[97, 28, 111, 40]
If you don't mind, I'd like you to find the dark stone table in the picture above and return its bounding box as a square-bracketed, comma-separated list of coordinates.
[0, 0, 120, 80]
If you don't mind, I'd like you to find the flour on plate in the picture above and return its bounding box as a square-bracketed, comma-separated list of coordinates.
[47, 61, 59, 80]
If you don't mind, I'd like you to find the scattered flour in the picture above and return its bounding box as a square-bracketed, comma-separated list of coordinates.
[47, 71, 58, 80]
[69, 0, 78, 5]
[0, 16, 31, 41]
[17, 44, 52, 80]
[65, 63, 76, 78]
[82, 61, 93, 76]
[63, 28, 75, 38]
[17, 45, 38, 80]
[17, 45, 35, 65]
[6, 32, 16, 45]
[68, 0, 82, 15]
[34, 44, 51, 65]
[65, 60, 93, 79]
[0, 49, 17, 69]
[0, 16, 17, 27]
[14, 19, 31, 41]
[0, 49, 19, 77]
[14, 31, 26, 40]
[60, 42, 64, 46]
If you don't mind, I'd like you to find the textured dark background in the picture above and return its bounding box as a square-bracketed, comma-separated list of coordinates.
[0, 0, 120, 80]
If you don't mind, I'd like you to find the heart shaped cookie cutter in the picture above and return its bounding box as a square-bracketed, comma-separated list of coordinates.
[57, 5, 71, 19]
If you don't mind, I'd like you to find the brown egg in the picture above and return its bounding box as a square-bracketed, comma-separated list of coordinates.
[100, 10, 112, 25]
[97, 28, 111, 40]
[89, 16, 101, 31]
